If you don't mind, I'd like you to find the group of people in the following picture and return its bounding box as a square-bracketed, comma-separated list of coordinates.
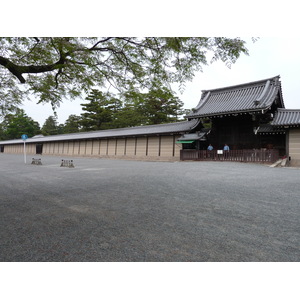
[207, 144, 230, 151]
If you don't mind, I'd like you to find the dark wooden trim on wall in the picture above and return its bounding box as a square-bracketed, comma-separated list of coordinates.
[172, 135, 175, 157]
[158, 135, 161, 156]
[146, 136, 149, 156]
[124, 137, 127, 155]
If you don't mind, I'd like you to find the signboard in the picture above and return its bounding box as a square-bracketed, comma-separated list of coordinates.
[21, 134, 28, 141]
[217, 150, 223, 155]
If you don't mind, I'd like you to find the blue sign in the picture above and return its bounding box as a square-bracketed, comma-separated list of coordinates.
[21, 134, 28, 141]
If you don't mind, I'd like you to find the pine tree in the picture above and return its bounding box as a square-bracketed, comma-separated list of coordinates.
[80, 90, 122, 131]
[41, 116, 58, 135]
[64, 115, 82, 133]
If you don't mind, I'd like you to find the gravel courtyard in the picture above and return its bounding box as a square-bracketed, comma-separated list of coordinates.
[1, 153, 299, 262]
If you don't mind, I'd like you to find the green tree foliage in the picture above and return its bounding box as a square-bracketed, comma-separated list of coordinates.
[0, 123, 5, 139]
[80, 90, 122, 131]
[79, 86, 185, 130]
[123, 86, 185, 125]
[119, 87, 184, 125]
[41, 116, 58, 136]
[111, 103, 144, 128]
[63, 114, 82, 133]
[0, 108, 40, 140]
[57, 123, 66, 135]
[0, 37, 248, 114]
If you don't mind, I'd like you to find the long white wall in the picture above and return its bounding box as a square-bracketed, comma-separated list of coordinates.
[2, 135, 182, 161]
[3, 143, 36, 154]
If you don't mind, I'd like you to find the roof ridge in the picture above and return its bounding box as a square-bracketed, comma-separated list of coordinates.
[201, 75, 280, 93]
[90, 119, 195, 132]
[36, 119, 195, 139]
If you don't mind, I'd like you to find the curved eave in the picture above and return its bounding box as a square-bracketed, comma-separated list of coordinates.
[187, 106, 272, 119]
[271, 108, 300, 127]
[187, 76, 282, 119]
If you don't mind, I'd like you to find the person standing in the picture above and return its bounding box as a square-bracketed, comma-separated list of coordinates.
[223, 144, 230, 151]
[207, 144, 214, 159]
[223, 144, 230, 159]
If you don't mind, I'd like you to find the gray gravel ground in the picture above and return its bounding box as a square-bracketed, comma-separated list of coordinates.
[1, 153, 300, 261]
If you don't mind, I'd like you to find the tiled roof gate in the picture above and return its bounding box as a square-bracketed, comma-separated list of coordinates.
[187, 76, 284, 119]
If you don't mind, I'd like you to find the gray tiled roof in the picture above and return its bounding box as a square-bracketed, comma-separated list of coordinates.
[0, 119, 200, 145]
[187, 76, 284, 118]
[177, 130, 207, 141]
[256, 124, 286, 134]
[271, 108, 300, 127]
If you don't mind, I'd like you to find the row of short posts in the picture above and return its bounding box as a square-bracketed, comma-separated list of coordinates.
[60, 159, 75, 168]
[31, 158, 42, 165]
[31, 158, 75, 168]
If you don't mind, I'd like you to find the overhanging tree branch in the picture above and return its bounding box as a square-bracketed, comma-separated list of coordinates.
[0, 56, 27, 83]
[0, 55, 65, 84]
[0, 37, 249, 114]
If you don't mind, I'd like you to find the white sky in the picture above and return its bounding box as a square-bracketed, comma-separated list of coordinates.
[20, 37, 300, 126]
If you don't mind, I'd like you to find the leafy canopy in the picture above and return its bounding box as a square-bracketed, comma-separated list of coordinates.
[80, 90, 123, 131]
[120, 86, 185, 125]
[0, 37, 248, 114]
[41, 116, 59, 136]
[79, 86, 186, 131]
[0, 108, 40, 140]
[63, 114, 82, 133]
